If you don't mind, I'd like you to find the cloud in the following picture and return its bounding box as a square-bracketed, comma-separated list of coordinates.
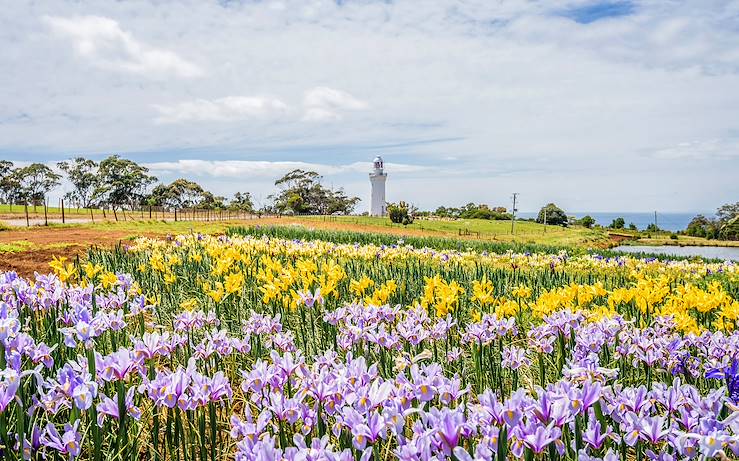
[142, 159, 432, 179]
[1, 1, 738, 212]
[43, 15, 203, 78]
[302, 87, 368, 122]
[153, 87, 366, 123]
[652, 139, 739, 160]
[153, 96, 290, 123]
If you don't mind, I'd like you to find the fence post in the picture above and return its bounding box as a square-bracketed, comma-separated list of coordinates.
[44, 199, 48, 226]
[174, 208, 177, 222]
[25, 203, 29, 227]
[149, 206, 152, 219]
[61, 198, 65, 224]
[90, 207, 94, 224]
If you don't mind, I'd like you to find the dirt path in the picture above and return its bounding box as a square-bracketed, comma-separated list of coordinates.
[0, 227, 141, 277]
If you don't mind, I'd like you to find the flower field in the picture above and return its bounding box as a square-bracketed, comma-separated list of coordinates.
[2, 229, 739, 460]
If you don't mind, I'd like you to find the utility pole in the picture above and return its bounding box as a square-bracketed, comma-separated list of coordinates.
[511, 193, 519, 235]
[654, 211, 658, 229]
[543, 207, 547, 233]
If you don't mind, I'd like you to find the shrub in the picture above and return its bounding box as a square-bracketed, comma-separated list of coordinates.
[609, 217, 625, 229]
[580, 215, 595, 228]
[387, 201, 416, 226]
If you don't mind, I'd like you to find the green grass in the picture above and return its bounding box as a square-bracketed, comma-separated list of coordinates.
[298, 215, 610, 247]
[229, 224, 726, 261]
[0, 203, 107, 215]
[0, 240, 34, 253]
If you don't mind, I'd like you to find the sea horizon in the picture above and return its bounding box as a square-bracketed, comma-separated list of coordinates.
[516, 211, 712, 232]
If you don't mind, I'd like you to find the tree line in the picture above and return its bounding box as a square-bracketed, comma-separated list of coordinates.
[0, 156, 360, 216]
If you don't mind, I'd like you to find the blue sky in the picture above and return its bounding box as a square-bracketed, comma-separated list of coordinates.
[1, 0, 738, 212]
[563, 1, 635, 24]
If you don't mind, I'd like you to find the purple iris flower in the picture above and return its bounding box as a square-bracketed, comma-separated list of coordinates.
[96, 387, 142, 426]
[41, 421, 82, 459]
[0, 368, 20, 411]
[706, 358, 739, 403]
[523, 423, 562, 454]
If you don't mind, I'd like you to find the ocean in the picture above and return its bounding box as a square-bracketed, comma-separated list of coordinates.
[516, 212, 707, 232]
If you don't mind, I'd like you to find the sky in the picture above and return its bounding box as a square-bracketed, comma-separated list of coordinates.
[1, 0, 738, 213]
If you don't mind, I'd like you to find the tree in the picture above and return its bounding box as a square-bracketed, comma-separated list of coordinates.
[58, 157, 99, 208]
[229, 192, 254, 212]
[146, 183, 173, 208]
[15, 163, 61, 210]
[325, 188, 360, 215]
[717, 202, 739, 223]
[685, 215, 713, 238]
[609, 217, 625, 229]
[580, 215, 595, 228]
[536, 203, 568, 226]
[166, 179, 206, 208]
[199, 192, 226, 210]
[271, 169, 359, 215]
[719, 216, 739, 241]
[387, 201, 416, 225]
[0, 161, 19, 206]
[94, 155, 156, 212]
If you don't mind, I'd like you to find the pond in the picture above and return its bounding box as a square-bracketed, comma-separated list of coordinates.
[611, 245, 739, 262]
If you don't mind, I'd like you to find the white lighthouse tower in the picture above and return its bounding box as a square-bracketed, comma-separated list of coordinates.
[369, 156, 387, 216]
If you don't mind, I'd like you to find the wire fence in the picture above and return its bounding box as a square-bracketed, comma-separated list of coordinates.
[0, 199, 273, 227]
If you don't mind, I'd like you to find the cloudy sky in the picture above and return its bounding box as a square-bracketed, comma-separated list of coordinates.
[1, 0, 738, 213]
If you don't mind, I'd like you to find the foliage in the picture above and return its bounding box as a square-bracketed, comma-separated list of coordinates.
[720, 216, 739, 241]
[270, 169, 359, 215]
[198, 191, 227, 210]
[685, 214, 717, 238]
[94, 155, 157, 210]
[433, 203, 510, 220]
[0, 160, 20, 204]
[58, 157, 99, 208]
[579, 215, 595, 228]
[387, 201, 416, 225]
[609, 217, 625, 229]
[13, 162, 62, 207]
[717, 202, 739, 223]
[536, 203, 568, 226]
[228, 192, 254, 212]
[147, 178, 206, 209]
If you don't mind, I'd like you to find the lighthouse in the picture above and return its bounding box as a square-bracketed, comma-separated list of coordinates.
[369, 156, 387, 216]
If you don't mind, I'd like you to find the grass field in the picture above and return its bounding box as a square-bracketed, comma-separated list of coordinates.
[299, 215, 610, 246]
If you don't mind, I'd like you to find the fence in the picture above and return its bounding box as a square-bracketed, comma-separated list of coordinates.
[0, 199, 273, 227]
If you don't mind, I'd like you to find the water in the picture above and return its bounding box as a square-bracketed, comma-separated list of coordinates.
[517, 211, 707, 232]
[611, 245, 739, 262]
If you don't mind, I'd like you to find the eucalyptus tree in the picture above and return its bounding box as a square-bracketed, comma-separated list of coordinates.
[58, 157, 99, 209]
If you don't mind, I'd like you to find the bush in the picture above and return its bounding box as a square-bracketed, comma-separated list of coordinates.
[670, 233, 678, 240]
[580, 215, 595, 228]
[387, 201, 416, 226]
[609, 217, 625, 229]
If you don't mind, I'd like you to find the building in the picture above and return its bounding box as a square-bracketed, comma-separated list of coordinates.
[369, 156, 387, 216]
